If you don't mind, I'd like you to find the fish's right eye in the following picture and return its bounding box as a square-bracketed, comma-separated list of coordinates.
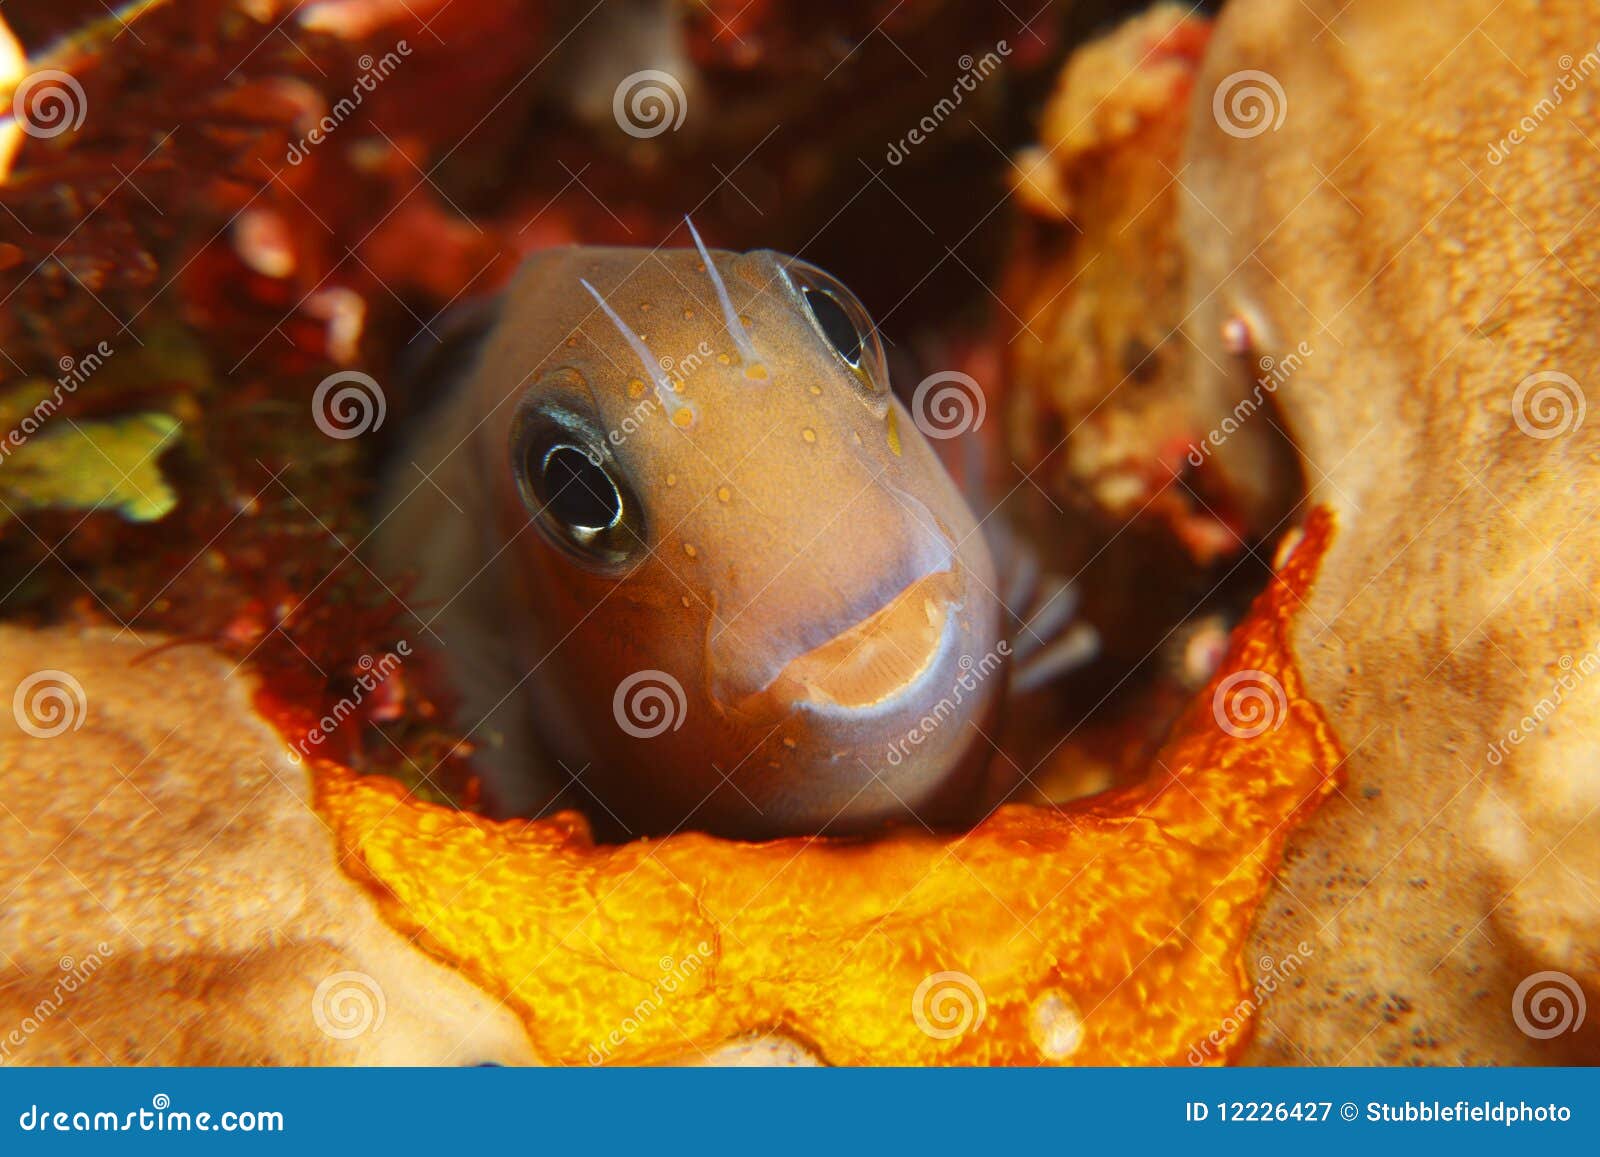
[536, 444, 623, 533]
[511, 412, 645, 570]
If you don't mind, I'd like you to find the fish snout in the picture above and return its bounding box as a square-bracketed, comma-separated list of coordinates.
[762, 568, 964, 715]
[705, 511, 1002, 730]
[701, 534, 1006, 837]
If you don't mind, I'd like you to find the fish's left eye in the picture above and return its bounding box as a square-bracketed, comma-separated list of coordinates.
[802, 287, 863, 366]
[781, 258, 889, 397]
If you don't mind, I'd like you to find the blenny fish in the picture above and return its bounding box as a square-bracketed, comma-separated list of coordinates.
[375, 223, 1008, 840]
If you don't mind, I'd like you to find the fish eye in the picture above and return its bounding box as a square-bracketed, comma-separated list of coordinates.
[538, 444, 622, 532]
[779, 258, 889, 397]
[802, 287, 863, 366]
[511, 408, 644, 569]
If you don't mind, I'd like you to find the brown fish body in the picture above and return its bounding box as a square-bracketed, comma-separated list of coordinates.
[377, 237, 1006, 839]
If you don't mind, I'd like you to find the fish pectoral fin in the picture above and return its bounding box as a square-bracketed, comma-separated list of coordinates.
[1011, 621, 1100, 695]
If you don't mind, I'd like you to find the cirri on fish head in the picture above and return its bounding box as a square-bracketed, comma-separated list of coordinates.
[376, 224, 1006, 840]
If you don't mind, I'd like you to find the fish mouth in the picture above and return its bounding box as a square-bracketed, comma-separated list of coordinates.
[762, 569, 962, 716]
